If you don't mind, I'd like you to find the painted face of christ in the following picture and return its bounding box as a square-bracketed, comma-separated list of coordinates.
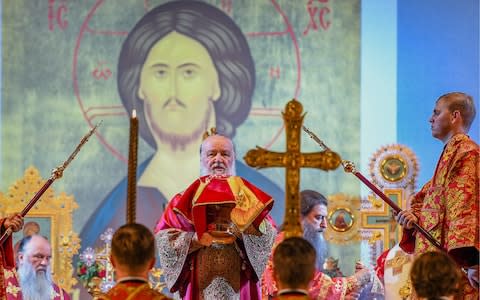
[138, 31, 221, 151]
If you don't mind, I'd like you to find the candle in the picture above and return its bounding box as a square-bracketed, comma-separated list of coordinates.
[126, 109, 138, 224]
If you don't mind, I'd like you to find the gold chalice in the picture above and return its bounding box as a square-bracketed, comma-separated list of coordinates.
[207, 223, 237, 244]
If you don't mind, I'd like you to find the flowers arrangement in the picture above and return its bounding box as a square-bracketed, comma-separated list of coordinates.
[76, 247, 106, 286]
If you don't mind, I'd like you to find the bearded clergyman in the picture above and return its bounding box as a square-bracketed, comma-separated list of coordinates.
[5, 235, 70, 300]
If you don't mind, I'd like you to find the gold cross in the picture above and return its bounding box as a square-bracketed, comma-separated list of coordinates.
[385, 250, 411, 275]
[244, 99, 341, 238]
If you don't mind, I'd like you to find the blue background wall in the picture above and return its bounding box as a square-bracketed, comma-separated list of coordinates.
[362, 0, 479, 190]
[397, 0, 479, 187]
[358, 0, 478, 271]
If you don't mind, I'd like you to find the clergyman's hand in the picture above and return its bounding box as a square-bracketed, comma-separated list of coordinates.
[467, 265, 479, 290]
[394, 209, 418, 229]
[3, 213, 24, 233]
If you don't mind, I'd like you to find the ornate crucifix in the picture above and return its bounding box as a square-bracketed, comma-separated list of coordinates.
[244, 99, 341, 238]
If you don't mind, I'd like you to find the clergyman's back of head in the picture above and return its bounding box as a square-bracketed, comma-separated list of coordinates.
[273, 237, 316, 289]
[410, 251, 462, 300]
[111, 223, 155, 272]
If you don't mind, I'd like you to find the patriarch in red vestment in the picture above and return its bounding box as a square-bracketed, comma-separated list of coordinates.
[155, 134, 276, 299]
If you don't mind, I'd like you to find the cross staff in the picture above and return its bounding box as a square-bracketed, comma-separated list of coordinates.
[244, 99, 341, 238]
[302, 126, 443, 251]
[0, 122, 101, 246]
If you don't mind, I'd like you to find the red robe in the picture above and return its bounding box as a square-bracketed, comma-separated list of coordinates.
[101, 281, 172, 300]
[0, 219, 15, 300]
[399, 134, 479, 299]
[155, 175, 275, 300]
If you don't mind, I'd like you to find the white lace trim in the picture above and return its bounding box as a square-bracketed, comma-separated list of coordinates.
[202, 277, 240, 300]
[155, 229, 194, 289]
[243, 220, 276, 279]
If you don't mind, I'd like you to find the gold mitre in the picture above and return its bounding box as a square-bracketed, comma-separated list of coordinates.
[202, 127, 217, 140]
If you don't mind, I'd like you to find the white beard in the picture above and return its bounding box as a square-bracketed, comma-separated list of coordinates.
[200, 162, 236, 177]
[18, 262, 53, 300]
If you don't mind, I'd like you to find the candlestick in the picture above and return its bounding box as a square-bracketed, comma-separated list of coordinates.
[126, 109, 138, 224]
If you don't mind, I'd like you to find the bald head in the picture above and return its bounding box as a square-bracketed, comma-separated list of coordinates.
[200, 135, 236, 176]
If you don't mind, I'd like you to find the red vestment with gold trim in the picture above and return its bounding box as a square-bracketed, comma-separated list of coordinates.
[155, 175, 276, 300]
[400, 134, 479, 299]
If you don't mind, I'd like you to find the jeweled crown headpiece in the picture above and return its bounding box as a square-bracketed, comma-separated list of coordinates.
[202, 127, 217, 140]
